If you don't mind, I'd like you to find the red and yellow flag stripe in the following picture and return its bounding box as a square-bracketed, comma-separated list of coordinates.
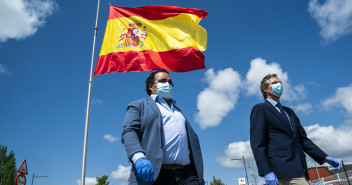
[94, 5, 208, 75]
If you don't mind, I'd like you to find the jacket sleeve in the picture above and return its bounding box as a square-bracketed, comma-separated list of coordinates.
[121, 101, 144, 162]
[293, 111, 328, 165]
[250, 104, 271, 175]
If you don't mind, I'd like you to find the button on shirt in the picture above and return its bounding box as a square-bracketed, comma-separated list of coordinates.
[132, 95, 191, 165]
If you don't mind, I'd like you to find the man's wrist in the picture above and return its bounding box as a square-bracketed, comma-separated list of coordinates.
[265, 172, 273, 176]
[132, 152, 146, 163]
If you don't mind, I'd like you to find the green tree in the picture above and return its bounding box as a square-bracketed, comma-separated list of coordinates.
[96, 175, 109, 185]
[210, 176, 225, 185]
[0, 146, 17, 185]
[248, 161, 265, 185]
[248, 162, 259, 185]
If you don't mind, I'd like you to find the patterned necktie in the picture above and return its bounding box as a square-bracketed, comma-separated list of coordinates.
[276, 102, 293, 131]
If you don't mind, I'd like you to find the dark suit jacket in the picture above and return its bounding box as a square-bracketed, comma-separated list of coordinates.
[122, 97, 203, 185]
[250, 100, 327, 179]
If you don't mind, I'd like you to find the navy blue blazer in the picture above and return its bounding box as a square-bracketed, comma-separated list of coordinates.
[250, 100, 327, 179]
[122, 97, 203, 185]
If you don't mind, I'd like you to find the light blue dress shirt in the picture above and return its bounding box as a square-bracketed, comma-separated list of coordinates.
[132, 95, 191, 165]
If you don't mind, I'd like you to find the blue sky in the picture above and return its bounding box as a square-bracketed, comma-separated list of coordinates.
[1, 0, 352, 185]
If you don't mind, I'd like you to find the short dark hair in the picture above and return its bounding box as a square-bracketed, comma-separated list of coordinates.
[145, 70, 170, 95]
[260, 74, 278, 100]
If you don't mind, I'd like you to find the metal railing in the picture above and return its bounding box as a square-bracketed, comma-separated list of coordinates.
[309, 170, 352, 185]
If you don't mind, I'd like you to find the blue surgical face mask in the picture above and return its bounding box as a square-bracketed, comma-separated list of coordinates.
[157, 82, 172, 99]
[271, 83, 283, 97]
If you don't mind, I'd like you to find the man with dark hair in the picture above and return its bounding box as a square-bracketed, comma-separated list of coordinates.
[250, 74, 340, 185]
[122, 70, 204, 185]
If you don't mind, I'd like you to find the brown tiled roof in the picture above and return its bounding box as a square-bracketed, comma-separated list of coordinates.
[308, 167, 332, 181]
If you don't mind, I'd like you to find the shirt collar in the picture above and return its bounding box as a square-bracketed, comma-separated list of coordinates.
[266, 98, 279, 107]
[150, 94, 176, 106]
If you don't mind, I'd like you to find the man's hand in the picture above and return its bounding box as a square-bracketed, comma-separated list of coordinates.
[264, 172, 279, 185]
[325, 156, 341, 170]
[135, 157, 154, 182]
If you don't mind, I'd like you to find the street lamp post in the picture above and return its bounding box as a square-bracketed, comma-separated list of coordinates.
[231, 156, 249, 185]
[31, 174, 48, 185]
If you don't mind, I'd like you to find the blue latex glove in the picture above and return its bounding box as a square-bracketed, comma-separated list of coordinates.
[135, 157, 155, 182]
[325, 156, 341, 170]
[265, 172, 279, 185]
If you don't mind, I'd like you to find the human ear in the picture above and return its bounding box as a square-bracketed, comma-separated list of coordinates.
[148, 83, 153, 91]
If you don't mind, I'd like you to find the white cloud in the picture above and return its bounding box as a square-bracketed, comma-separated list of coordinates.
[217, 124, 352, 169]
[0, 64, 9, 75]
[305, 124, 352, 165]
[322, 84, 352, 116]
[291, 103, 313, 114]
[244, 58, 306, 101]
[103, 134, 118, 143]
[195, 68, 242, 129]
[111, 165, 131, 180]
[91, 98, 103, 105]
[76, 177, 97, 185]
[216, 140, 254, 169]
[308, 0, 352, 42]
[0, 0, 58, 42]
[195, 58, 307, 129]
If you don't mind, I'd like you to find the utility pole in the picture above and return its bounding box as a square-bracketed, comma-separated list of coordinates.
[231, 156, 249, 185]
[242, 156, 249, 185]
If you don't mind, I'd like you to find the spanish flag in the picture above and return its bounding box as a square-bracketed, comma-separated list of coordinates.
[94, 5, 208, 75]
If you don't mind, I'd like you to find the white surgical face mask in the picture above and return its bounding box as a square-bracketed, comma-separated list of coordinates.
[157, 82, 172, 99]
[271, 83, 283, 97]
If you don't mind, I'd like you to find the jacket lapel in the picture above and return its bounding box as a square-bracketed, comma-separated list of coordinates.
[282, 106, 298, 137]
[146, 97, 162, 129]
[264, 100, 294, 137]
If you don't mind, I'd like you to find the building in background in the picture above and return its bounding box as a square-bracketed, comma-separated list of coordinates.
[308, 164, 352, 185]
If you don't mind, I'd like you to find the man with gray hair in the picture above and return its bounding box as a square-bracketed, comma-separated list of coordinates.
[250, 74, 340, 185]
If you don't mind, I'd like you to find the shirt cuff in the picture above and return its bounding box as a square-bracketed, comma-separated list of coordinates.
[132, 152, 146, 164]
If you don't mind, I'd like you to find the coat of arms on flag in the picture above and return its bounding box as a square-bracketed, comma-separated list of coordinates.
[118, 22, 147, 48]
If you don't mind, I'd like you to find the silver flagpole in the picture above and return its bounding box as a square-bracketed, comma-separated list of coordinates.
[81, 0, 101, 184]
